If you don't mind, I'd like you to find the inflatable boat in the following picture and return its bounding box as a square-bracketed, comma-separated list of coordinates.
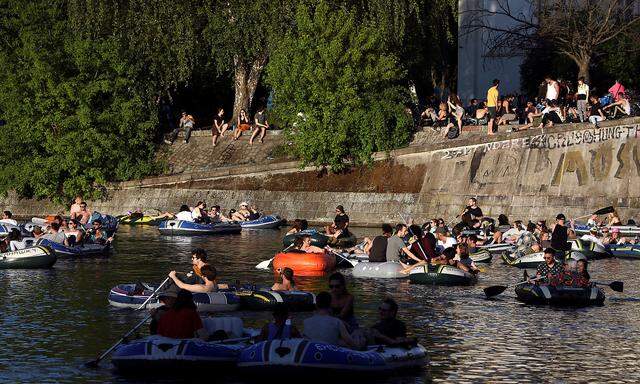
[112, 317, 252, 374]
[515, 283, 605, 306]
[240, 215, 284, 230]
[86, 211, 119, 236]
[0, 223, 21, 237]
[108, 283, 241, 312]
[409, 264, 477, 286]
[118, 214, 162, 225]
[607, 244, 640, 259]
[37, 239, 110, 258]
[158, 220, 242, 236]
[574, 225, 640, 236]
[282, 231, 357, 249]
[470, 249, 492, 263]
[238, 288, 316, 311]
[273, 251, 336, 277]
[570, 239, 611, 260]
[477, 243, 516, 254]
[0, 245, 57, 269]
[501, 251, 545, 269]
[352, 262, 407, 279]
[238, 339, 426, 375]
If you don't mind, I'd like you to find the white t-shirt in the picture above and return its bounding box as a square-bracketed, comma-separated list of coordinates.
[303, 314, 343, 345]
[580, 234, 603, 247]
[546, 81, 558, 100]
[0, 219, 18, 226]
[176, 211, 194, 222]
[437, 237, 457, 251]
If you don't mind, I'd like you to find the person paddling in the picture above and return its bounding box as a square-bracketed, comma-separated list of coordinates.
[169, 265, 219, 293]
[533, 248, 564, 285]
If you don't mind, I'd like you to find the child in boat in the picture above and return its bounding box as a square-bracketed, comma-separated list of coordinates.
[257, 303, 301, 341]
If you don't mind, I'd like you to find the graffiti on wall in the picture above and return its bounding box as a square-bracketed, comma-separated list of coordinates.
[441, 124, 639, 160]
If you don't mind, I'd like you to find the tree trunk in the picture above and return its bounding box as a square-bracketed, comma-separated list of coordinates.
[576, 56, 591, 83]
[232, 54, 267, 123]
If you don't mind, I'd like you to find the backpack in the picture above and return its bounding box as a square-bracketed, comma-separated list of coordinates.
[446, 125, 460, 139]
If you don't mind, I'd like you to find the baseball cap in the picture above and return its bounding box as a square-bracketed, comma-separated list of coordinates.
[556, 214, 566, 220]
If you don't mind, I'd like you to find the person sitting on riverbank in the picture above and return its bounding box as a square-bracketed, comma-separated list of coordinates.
[534, 248, 564, 285]
[272, 267, 295, 291]
[157, 289, 208, 339]
[231, 202, 251, 221]
[325, 205, 349, 236]
[175, 205, 194, 222]
[169, 265, 219, 293]
[257, 303, 301, 341]
[303, 291, 357, 348]
[249, 106, 269, 145]
[0, 210, 17, 226]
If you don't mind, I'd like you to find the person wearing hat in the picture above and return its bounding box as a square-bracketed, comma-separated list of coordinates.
[325, 205, 350, 235]
[603, 227, 622, 245]
[231, 202, 251, 221]
[580, 226, 604, 246]
[550, 213, 570, 256]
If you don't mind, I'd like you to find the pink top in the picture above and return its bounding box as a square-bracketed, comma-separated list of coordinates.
[609, 82, 625, 100]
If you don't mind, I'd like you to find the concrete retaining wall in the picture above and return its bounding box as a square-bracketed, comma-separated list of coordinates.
[3, 118, 639, 226]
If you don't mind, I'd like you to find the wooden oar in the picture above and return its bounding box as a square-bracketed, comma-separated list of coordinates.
[255, 244, 294, 270]
[136, 277, 170, 310]
[593, 280, 624, 292]
[483, 276, 544, 298]
[85, 313, 152, 368]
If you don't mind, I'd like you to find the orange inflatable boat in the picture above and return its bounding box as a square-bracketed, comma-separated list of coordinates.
[273, 251, 336, 277]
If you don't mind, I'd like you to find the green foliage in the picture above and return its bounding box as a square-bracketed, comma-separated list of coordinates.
[266, 2, 412, 171]
[0, 0, 161, 203]
[599, 25, 640, 90]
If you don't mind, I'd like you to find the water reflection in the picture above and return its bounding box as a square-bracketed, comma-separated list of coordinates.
[0, 225, 639, 383]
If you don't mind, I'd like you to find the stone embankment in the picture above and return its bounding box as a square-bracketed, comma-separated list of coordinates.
[3, 118, 640, 226]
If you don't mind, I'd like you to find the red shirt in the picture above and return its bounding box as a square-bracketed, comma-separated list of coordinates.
[157, 308, 203, 339]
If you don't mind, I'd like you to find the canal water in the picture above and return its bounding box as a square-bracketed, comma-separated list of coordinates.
[1, 225, 639, 383]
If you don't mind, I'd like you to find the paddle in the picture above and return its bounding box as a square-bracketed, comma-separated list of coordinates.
[593, 280, 624, 292]
[255, 244, 294, 270]
[483, 276, 544, 298]
[325, 247, 357, 268]
[85, 313, 152, 368]
[572, 206, 616, 221]
[136, 276, 170, 310]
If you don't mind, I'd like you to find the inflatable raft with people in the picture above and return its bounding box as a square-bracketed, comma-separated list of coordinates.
[282, 230, 357, 249]
[158, 220, 242, 236]
[237, 338, 427, 375]
[108, 283, 241, 312]
[409, 264, 477, 286]
[238, 288, 316, 311]
[515, 283, 605, 306]
[272, 251, 336, 277]
[38, 239, 110, 258]
[607, 244, 640, 259]
[352, 262, 407, 279]
[240, 215, 285, 230]
[0, 245, 57, 269]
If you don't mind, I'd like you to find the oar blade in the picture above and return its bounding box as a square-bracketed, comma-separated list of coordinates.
[483, 285, 507, 298]
[609, 281, 624, 292]
[593, 206, 615, 215]
[84, 359, 99, 368]
[255, 258, 273, 270]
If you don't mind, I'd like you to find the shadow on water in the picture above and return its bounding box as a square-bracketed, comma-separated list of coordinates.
[1, 225, 639, 383]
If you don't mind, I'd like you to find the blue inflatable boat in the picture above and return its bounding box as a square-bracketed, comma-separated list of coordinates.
[240, 215, 284, 230]
[112, 317, 253, 374]
[108, 283, 241, 312]
[158, 220, 242, 236]
[238, 339, 427, 375]
[37, 239, 110, 258]
[607, 244, 640, 259]
[85, 211, 119, 236]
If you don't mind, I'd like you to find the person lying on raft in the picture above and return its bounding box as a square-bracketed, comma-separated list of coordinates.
[291, 235, 325, 253]
[272, 267, 295, 291]
[257, 303, 301, 341]
[286, 219, 309, 235]
[175, 204, 194, 222]
[303, 291, 358, 348]
[231, 202, 251, 221]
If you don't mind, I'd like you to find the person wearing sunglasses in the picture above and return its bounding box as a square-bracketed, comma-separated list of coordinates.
[369, 298, 415, 346]
[86, 219, 113, 245]
[534, 248, 564, 285]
